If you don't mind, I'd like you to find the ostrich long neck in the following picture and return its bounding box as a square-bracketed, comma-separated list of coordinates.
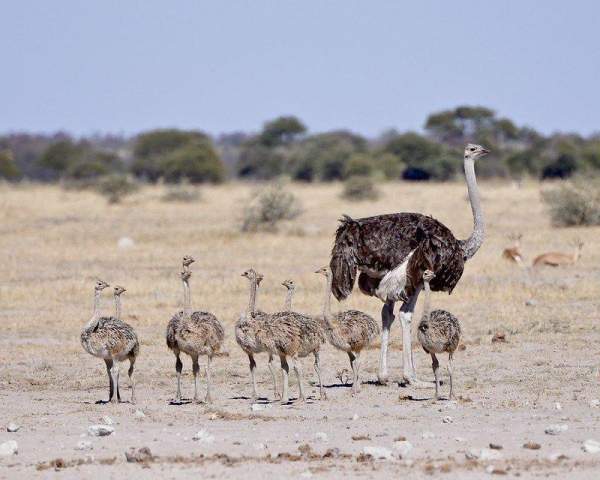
[321, 271, 350, 349]
[284, 288, 294, 310]
[246, 279, 258, 316]
[114, 294, 122, 320]
[183, 279, 191, 318]
[84, 290, 101, 332]
[422, 280, 432, 320]
[322, 272, 333, 322]
[461, 157, 485, 260]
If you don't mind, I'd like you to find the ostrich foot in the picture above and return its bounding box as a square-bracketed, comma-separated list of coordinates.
[401, 376, 432, 389]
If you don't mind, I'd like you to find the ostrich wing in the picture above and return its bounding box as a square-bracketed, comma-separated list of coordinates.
[330, 213, 464, 301]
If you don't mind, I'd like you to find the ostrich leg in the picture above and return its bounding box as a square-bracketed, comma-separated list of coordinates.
[399, 288, 429, 387]
[378, 301, 395, 384]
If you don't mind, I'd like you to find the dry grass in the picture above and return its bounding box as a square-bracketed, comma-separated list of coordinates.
[1, 181, 598, 341]
[2, 181, 600, 478]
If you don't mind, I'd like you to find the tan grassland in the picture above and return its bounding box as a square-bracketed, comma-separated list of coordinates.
[0, 181, 599, 479]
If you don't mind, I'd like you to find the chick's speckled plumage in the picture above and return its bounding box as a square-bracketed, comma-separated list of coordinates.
[321, 310, 379, 353]
[81, 316, 139, 361]
[417, 309, 461, 354]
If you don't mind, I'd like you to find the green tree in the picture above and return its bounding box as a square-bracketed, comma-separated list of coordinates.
[290, 131, 366, 181]
[0, 150, 20, 180]
[259, 116, 306, 147]
[236, 139, 285, 180]
[38, 139, 82, 173]
[132, 129, 212, 181]
[161, 142, 225, 183]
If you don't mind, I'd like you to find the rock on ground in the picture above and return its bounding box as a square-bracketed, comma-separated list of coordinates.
[88, 425, 114, 437]
[0, 441, 18, 456]
[545, 424, 568, 435]
[582, 439, 600, 453]
[363, 446, 393, 460]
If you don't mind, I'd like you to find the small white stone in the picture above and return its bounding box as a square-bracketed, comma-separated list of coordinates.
[583, 439, 600, 453]
[590, 399, 600, 408]
[208, 413, 218, 420]
[118, 237, 135, 249]
[255, 442, 267, 450]
[6, 423, 20, 432]
[465, 448, 501, 460]
[0, 441, 18, 456]
[554, 402, 562, 411]
[101, 416, 114, 425]
[442, 416, 453, 424]
[315, 432, 328, 442]
[300, 471, 313, 478]
[76, 440, 93, 451]
[363, 446, 393, 460]
[88, 425, 114, 437]
[133, 410, 145, 419]
[485, 465, 495, 474]
[422, 431, 435, 439]
[393, 440, 413, 457]
[455, 437, 466, 443]
[545, 424, 568, 435]
[192, 429, 214, 443]
[546, 452, 565, 461]
[352, 414, 359, 421]
[251, 403, 265, 411]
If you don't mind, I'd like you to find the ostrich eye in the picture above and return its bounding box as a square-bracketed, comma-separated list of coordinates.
[470, 147, 475, 151]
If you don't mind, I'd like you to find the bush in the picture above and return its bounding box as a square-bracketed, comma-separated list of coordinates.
[161, 182, 201, 203]
[541, 179, 600, 226]
[344, 153, 375, 178]
[241, 183, 302, 232]
[95, 174, 139, 204]
[131, 129, 215, 182]
[0, 150, 20, 180]
[342, 175, 380, 201]
[160, 142, 225, 184]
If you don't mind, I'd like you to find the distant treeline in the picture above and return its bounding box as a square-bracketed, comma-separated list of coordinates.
[1, 106, 600, 183]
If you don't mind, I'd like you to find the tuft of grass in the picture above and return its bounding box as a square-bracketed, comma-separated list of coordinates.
[241, 182, 302, 232]
[95, 174, 139, 204]
[541, 179, 600, 226]
[341, 175, 380, 201]
[161, 182, 201, 203]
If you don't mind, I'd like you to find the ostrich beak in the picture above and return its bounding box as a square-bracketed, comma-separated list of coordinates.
[480, 148, 490, 155]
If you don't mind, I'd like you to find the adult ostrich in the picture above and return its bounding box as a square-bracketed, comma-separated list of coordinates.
[330, 144, 489, 386]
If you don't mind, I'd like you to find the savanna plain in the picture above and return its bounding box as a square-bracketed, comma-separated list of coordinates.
[1, 180, 599, 479]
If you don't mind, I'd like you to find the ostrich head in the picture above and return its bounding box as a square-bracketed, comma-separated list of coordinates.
[180, 270, 192, 282]
[94, 279, 110, 291]
[422, 270, 435, 282]
[464, 144, 490, 161]
[113, 285, 126, 296]
[242, 268, 263, 286]
[182, 255, 195, 268]
[314, 265, 330, 276]
[281, 279, 296, 291]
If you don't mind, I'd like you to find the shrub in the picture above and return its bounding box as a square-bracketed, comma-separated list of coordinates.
[131, 129, 215, 182]
[160, 142, 225, 184]
[344, 153, 375, 178]
[541, 179, 600, 226]
[161, 182, 201, 203]
[241, 183, 302, 232]
[95, 174, 139, 204]
[342, 175, 380, 201]
[0, 150, 20, 180]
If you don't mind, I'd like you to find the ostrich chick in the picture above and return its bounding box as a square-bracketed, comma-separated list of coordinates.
[81, 280, 139, 404]
[315, 266, 379, 395]
[417, 270, 461, 400]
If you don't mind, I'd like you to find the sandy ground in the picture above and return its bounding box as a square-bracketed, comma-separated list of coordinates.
[1, 181, 600, 479]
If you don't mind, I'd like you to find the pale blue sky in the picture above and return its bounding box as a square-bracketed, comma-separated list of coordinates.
[2, 1, 599, 137]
